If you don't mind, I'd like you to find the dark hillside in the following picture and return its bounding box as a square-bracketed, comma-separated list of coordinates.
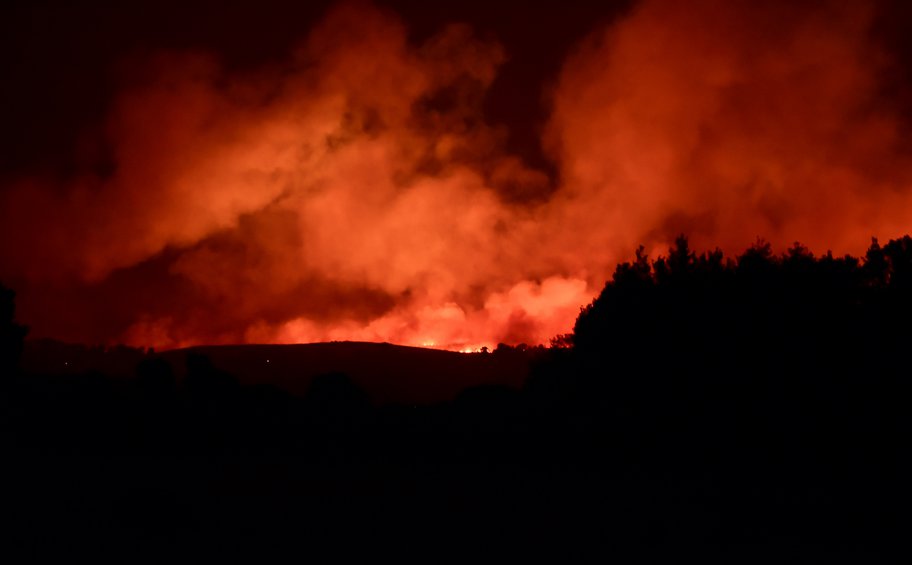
[20, 340, 531, 404]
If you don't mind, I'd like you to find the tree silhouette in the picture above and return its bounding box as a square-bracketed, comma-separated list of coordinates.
[0, 281, 27, 380]
[883, 234, 912, 288]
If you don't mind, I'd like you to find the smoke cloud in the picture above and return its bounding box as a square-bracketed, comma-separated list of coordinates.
[546, 0, 912, 263]
[2, 0, 911, 349]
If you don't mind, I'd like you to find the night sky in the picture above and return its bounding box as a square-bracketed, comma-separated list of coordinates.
[2, 0, 912, 349]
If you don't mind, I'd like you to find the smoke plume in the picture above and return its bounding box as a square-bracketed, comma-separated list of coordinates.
[2, 0, 911, 349]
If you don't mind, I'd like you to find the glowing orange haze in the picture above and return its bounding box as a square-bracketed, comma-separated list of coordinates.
[2, 0, 911, 350]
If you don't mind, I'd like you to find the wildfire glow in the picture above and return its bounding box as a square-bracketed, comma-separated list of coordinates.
[2, 0, 912, 350]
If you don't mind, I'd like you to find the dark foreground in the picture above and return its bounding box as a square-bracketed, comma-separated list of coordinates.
[2, 236, 911, 562]
[2, 372, 904, 563]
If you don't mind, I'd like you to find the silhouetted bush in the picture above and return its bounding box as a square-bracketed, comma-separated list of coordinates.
[0, 281, 27, 379]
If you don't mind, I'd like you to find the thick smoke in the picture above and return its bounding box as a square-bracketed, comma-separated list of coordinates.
[546, 0, 912, 264]
[0, 3, 584, 349]
[2, 0, 911, 349]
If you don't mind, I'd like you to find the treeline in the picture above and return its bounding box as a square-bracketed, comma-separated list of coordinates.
[1, 235, 910, 560]
[535, 234, 912, 451]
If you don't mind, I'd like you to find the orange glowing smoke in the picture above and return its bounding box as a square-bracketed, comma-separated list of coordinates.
[546, 0, 912, 266]
[1, 0, 911, 350]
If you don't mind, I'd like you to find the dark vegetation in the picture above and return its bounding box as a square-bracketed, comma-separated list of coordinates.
[2, 235, 911, 562]
[18, 340, 532, 405]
